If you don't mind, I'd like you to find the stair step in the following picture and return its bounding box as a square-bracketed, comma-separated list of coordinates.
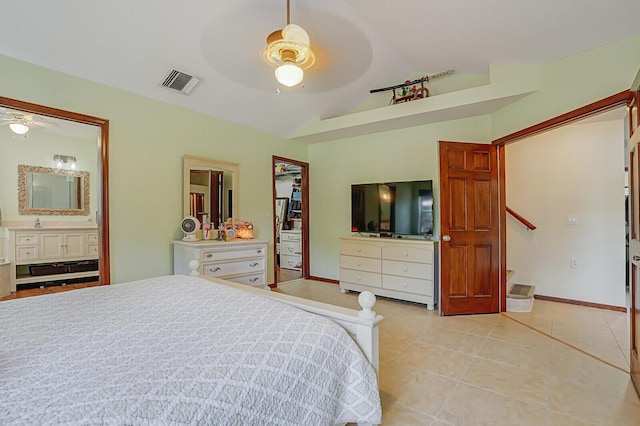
[506, 283, 535, 312]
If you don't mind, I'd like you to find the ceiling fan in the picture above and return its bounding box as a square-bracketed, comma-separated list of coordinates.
[0, 109, 58, 135]
[263, 0, 315, 88]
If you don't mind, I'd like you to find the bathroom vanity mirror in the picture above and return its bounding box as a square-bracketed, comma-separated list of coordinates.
[18, 164, 90, 216]
[183, 155, 238, 227]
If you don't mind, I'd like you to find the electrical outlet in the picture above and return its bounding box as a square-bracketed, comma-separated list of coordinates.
[567, 216, 577, 225]
[571, 258, 579, 268]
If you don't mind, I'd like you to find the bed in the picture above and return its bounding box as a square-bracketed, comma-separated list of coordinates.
[0, 274, 382, 425]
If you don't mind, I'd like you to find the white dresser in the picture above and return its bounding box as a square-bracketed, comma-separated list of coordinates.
[173, 239, 269, 290]
[339, 236, 438, 310]
[279, 229, 302, 270]
[4, 226, 100, 293]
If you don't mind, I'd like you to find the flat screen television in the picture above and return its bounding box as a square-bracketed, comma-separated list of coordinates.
[351, 180, 434, 237]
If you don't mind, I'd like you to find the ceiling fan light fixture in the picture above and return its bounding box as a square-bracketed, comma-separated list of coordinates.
[275, 62, 304, 87]
[9, 122, 29, 135]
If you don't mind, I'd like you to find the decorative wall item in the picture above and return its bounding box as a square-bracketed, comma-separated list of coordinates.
[369, 70, 455, 105]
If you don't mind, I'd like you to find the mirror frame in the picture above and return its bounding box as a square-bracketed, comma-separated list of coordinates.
[183, 155, 238, 222]
[0, 96, 111, 285]
[18, 164, 90, 216]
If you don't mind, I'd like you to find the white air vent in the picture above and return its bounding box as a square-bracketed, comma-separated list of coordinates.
[160, 69, 202, 95]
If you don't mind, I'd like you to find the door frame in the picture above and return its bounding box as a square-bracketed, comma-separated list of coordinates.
[272, 156, 310, 286]
[491, 91, 629, 311]
[0, 96, 110, 285]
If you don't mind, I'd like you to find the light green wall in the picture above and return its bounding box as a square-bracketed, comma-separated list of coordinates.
[492, 35, 640, 139]
[307, 115, 492, 280]
[0, 54, 306, 283]
[0, 131, 98, 223]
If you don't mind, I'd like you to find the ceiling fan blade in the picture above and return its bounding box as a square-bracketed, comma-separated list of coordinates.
[36, 121, 58, 128]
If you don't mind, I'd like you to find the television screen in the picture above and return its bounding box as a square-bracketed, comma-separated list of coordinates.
[351, 180, 433, 236]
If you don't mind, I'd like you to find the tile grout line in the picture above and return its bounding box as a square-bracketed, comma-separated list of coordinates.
[501, 312, 630, 374]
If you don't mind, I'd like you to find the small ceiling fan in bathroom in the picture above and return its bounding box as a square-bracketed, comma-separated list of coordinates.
[0, 108, 58, 135]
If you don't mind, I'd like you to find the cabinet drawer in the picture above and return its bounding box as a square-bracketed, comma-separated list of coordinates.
[280, 231, 301, 242]
[202, 246, 266, 262]
[383, 260, 432, 279]
[281, 254, 301, 270]
[86, 233, 99, 243]
[383, 245, 432, 263]
[281, 240, 301, 255]
[16, 245, 38, 262]
[340, 268, 382, 288]
[16, 234, 39, 245]
[230, 273, 266, 287]
[340, 255, 381, 273]
[202, 258, 265, 277]
[340, 241, 381, 259]
[383, 274, 432, 296]
[87, 243, 99, 256]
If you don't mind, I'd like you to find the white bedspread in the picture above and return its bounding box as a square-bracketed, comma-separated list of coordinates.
[0, 275, 381, 425]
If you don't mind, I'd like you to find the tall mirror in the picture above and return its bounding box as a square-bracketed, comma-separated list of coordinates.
[183, 155, 238, 228]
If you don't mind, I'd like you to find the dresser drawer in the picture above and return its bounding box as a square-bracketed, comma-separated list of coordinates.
[230, 272, 266, 287]
[383, 274, 432, 296]
[280, 231, 301, 242]
[86, 233, 99, 243]
[383, 259, 432, 279]
[340, 268, 382, 288]
[383, 245, 432, 264]
[202, 258, 265, 277]
[340, 241, 381, 259]
[281, 240, 301, 255]
[16, 245, 38, 262]
[340, 255, 381, 273]
[281, 254, 301, 270]
[16, 234, 39, 245]
[202, 246, 265, 262]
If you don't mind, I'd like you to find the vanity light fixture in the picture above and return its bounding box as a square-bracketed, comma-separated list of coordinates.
[54, 154, 77, 170]
[9, 122, 29, 135]
[263, 0, 315, 88]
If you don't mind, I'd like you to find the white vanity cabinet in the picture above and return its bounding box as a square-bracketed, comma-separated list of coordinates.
[4, 226, 100, 293]
[173, 239, 269, 290]
[339, 236, 438, 310]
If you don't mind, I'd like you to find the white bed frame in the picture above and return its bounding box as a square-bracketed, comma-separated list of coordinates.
[187, 260, 383, 374]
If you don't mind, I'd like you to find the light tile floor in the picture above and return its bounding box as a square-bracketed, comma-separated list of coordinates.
[275, 279, 640, 425]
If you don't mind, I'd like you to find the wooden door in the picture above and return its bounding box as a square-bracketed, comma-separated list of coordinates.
[439, 141, 500, 315]
[628, 73, 640, 397]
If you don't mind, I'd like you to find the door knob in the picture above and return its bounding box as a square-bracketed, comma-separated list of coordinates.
[634, 255, 640, 261]
[442, 235, 451, 242]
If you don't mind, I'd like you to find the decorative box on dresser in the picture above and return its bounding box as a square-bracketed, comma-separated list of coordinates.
[339, 236, 438, 310]
[173, 239, 269, 290]
[4, 225, 100, 293]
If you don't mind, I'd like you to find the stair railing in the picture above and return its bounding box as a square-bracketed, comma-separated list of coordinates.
[506, 206, 536, 231]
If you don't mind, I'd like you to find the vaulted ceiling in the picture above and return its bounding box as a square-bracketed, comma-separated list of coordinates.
[1, 0, 638, 142]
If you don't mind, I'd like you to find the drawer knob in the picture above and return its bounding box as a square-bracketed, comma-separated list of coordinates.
[403, 252, 408, 257]
[250, 262, 259, 267]
[257, 249, 263, 254]
[357, 262, 362, 267]
[357, 275, 361, 281]
[357, 248, 362, 253]
[403, 283, 408, 288]
[209, 267, 222, 273]
[403, 267, 408, 272]
[250, 278, 258, 282]
[206, 253, 213, 258]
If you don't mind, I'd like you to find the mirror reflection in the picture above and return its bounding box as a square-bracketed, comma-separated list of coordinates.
[18, 164, 90, 216]
[183, 155, 238, 228]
